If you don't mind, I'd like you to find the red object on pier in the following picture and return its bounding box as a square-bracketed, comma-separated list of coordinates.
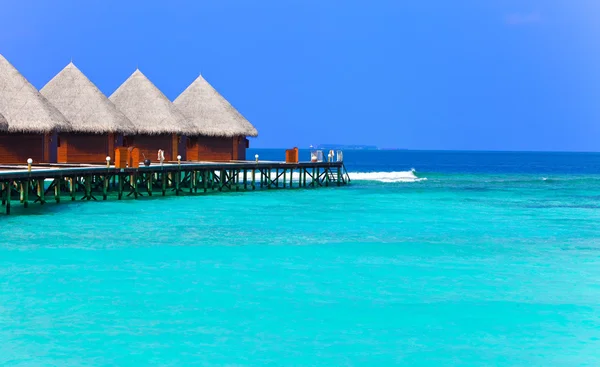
[286, 147, 299, 163]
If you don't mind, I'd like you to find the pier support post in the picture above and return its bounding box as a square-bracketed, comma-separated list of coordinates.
[4, 182, 10, 215]
[268, 169, 272, 189]
[70, 178, 76, 201]
[147, 173, 153, 196]
[303, 168, 307, 187]
[23, 181, 29, 208]
[191, 171, 196, 193]
[219, 170, 224, 192]
[84, 175, 92, 200]
[197, 170, 202, 193]
[103, 175, 108, 200]
[55, 179, 61, 203]
[133, 173, 139, 199]
[118, 175, 124, 200]
[161, 171, 167, 196]
[37, 179, 45, 205]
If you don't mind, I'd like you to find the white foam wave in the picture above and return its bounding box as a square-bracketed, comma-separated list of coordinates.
[349, 169, 426, 183]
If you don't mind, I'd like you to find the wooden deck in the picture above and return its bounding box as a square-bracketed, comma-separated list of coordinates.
[0, 160, 350, 215]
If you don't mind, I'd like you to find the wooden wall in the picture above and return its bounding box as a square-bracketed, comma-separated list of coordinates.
[185, 136, 199, 161]
[124, 134, 178, 162]
[57, 133, 118, 164]
[235, 137, 249, 161]
[185, 135, 250, 162]
[187, 136, 233, 161]
[0, 133, 47, 164]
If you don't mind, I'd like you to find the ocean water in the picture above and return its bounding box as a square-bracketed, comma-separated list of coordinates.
[1, 149, 600, 366]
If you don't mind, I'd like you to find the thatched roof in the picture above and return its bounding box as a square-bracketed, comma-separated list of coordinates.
[0, 54, 71, 133]
[109, 69, 195, 135]
[173, 75, 258, 137]
[40, 62, 136, 134]
[0, 112, 8, 131]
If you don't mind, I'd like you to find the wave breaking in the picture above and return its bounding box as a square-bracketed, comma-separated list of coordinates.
[349, 169, 427, 183]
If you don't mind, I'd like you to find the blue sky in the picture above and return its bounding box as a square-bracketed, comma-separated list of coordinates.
[1, 0, 599, 151]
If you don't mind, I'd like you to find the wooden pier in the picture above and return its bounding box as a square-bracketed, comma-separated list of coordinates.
[0, 161, 350, 215]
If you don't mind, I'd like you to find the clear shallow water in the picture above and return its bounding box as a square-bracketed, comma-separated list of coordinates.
[2, 150, 600, 366]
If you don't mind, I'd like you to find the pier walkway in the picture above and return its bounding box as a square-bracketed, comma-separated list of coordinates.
[0, 160, 350, 215]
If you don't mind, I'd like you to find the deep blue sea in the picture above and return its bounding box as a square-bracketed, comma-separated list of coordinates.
[2, 149, 600, 366]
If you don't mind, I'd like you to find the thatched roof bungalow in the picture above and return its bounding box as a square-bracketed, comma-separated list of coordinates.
[41, 62, 136, 163]
[0, 54, 71, 164]
[174, 75, 258, 161]
[109, 69, 195, 162]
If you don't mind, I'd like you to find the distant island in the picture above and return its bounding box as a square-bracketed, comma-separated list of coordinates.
[312, 144, 379, 150]
[310, 144, 407, 150]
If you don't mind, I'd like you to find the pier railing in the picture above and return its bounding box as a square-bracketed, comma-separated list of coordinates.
[0, 161, 350, 215]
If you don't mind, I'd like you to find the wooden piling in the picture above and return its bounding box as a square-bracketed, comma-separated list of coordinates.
[70, 178, 76, 201]
[145, 173, 152, 196]
[5, 182, 10, 215]
[55, 179, 61, 203]
[133, 173, 139, 199]
[103, 175, 108, 200]
[36, 179, 45, 205]
[85, 175, 92, 200]
[118, 175, 124, 200]
[23, 180, 29, 208]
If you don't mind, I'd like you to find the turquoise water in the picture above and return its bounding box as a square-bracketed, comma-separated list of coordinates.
[2, 150, 600, 366]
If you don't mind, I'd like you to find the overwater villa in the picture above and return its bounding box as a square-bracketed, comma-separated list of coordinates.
[109, 69, 196, 163]
[40, 63, 137, 163]
[174, 75, 258, 161]
[0, 54, 71, 164]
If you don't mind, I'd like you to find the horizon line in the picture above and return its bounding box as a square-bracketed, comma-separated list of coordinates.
[248, 147, 600, 154]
